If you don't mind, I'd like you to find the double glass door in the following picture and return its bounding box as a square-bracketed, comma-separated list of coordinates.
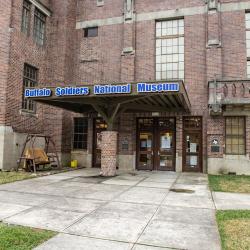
[137, 118, 176, 171]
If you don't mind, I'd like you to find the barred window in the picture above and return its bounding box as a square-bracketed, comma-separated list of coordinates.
[33, 8, 46, 45]
[246, 13, 250, 77]
[73, 118, 88, 150]
[22, 64, 38, 112]
[156, 19, 184, 80]
[225, 117, 245, 155]
[21, 0, 31, 35]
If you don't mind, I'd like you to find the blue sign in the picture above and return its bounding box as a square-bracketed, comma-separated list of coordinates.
[55, 87, 89, 97]
[25, 88, 52, 97]
[137, 83, 179, 93]
[25, 82, 180, 98]
[94, 84, 131, 95]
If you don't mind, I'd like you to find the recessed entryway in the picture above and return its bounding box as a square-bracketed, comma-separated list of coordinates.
[136, 118, 176, 171]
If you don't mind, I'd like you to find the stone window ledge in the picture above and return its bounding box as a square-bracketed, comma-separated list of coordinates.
[19, 109, 38, 118]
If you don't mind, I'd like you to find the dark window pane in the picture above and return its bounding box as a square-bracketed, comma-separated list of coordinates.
[84, 27, 98, 37]
[73, 118, 88, 150]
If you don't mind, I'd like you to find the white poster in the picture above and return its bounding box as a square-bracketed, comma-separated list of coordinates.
[161, 136, 171, 149]
[190, 156, 198, 166]
[190, 143, 197, 153]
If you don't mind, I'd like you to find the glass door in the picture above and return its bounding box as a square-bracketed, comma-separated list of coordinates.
[137, 118, 176, 171]
[158, 131, 175, 171]
[183, 117, 202, 172]
[156, 118, 176, 171]
[138, 132, 154, 170]
[137, 119, 154, 170]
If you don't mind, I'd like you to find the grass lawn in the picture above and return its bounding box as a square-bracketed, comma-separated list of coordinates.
[209, 175, 250, 193]
[0, 172, 35, 185]
[0, 223, 56, 250]
[216, 210, 250, 250]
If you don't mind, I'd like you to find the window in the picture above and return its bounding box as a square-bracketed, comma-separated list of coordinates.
[246, 13, 250, 77]
[22, 64, 38, 112]
[156, 19, 184, 80]
[225, 117, 245, 155]
[97, 0, 104, 7]
[73, 118, 88, 150]
[21, 0, 31, 35]
[33, 8, 46, 45]
[84, 27, 98, 37]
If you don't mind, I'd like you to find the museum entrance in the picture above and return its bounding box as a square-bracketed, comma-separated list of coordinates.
[137, 118, 176, 171]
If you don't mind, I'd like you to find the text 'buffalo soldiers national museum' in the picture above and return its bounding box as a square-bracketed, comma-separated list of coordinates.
[1, 0, 250, 176]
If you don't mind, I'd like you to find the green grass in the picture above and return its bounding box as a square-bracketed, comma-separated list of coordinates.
[209, 175, 250, 193]
[216, 210, 250, 250]
[0, 172, 35, 185]
[0, 223, 56, 250]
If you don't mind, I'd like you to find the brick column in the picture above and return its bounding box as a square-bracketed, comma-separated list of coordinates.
[101, 131, 118, 176]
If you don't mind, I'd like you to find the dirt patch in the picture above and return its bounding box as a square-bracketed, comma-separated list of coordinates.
[170, 188, 195, 193]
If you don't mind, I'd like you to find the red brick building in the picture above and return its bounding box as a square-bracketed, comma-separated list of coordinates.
[1, 0, 250, 175]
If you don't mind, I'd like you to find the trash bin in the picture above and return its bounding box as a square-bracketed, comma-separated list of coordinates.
[71, 160, 78, 168]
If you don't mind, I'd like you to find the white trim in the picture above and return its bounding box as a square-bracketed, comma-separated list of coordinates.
[76, 16, 123, 29]
[221, 1, 250, 12]
[76, 0, 250, 29]
[29, 0, 51, 17]
[136, 6, 206, 22]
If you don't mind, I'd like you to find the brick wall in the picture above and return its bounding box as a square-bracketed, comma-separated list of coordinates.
[0, 0, 12, 125]
[2, 0, 250, 171]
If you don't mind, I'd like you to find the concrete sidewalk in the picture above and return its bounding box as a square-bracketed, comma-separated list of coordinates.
[212, 191, 250, 210]
[0, 169, 221, 250]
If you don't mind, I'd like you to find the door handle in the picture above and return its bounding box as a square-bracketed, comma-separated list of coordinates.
[158, 151, 160, 156]
[151, 151, 154, 156]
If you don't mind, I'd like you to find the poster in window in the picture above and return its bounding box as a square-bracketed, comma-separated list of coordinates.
[190, 156, 198, 166]
[161, 135, 171, 149]
[190, 143, 197, 153]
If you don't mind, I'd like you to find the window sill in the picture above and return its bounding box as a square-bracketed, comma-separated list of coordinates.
[72, 149, 88, 151]
[223, 154, 248, 160]
[19, 109, 38, 118]
[71, 150, 88, 154]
